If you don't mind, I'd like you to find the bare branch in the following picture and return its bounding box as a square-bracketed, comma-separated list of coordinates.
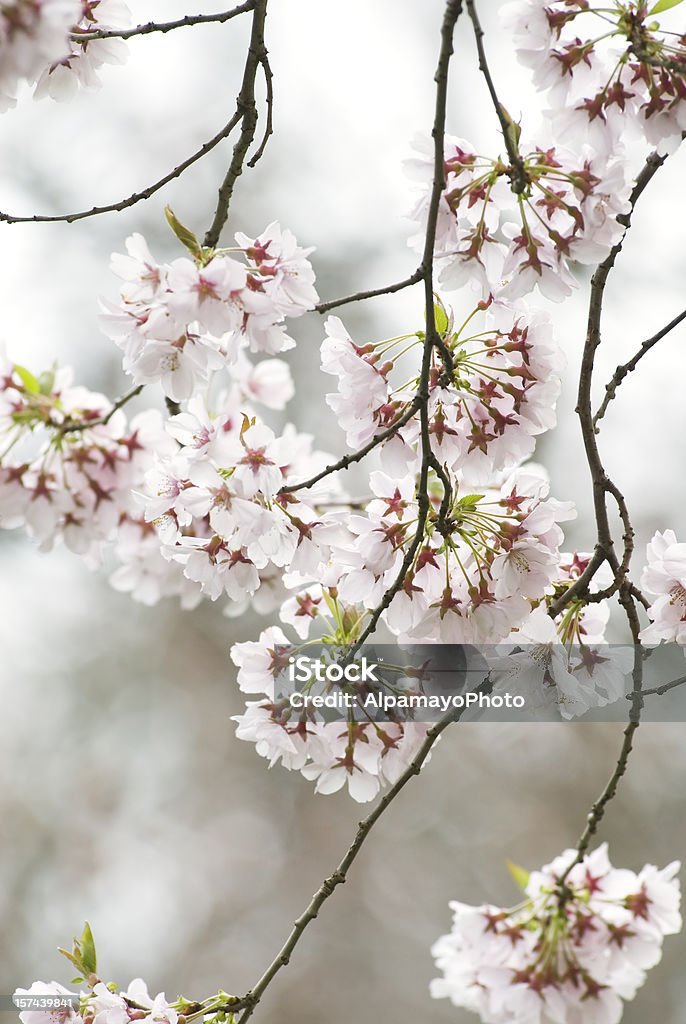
[236, 704, 464, 1024]
[315, 268, 424, 314]
[204, 0, 269, 247]
[466, 0, 528, 193]
[349, 0, 463, 655]
[593, 307, 686, 428]
[247, 52, 274, 169]
[0, 111, 243, 225]
[637, 674, 686, 699]
[58, 384, 144, 434]
[71, 2, 255, 42]
[279, 400, 421, 496]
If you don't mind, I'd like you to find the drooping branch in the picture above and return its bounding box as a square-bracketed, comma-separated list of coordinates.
[204, 0, 270, 247]
[549, 150, 668, 621]
[71, 2, 255, 42]
[348, 0, 464, 654]
[466, 0, 527, 194]
[593, 306, 686, 428]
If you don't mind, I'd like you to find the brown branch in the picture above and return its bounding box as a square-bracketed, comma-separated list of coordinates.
[348, 0, 463, 655]
[236, 703, 464, 1024]
[203, 0, 269, 247]
[279, 400, 421, 496]
[71, 2, 255, 41]
[314, 268, 424, 314]
[638, 674, 686, 699]
[58, 384, 144, 434]
[466, 0, 527, 194]
[0, 111, 243, 226]
[593, 306, 686, 428]
[247, 53, 274, 169]
[549, 151, 668, 621]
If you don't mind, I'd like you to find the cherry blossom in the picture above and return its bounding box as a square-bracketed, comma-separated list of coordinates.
[431, 844, 681, 1024]
[640, 529, 686, 647]
[0, 0, 79, 110]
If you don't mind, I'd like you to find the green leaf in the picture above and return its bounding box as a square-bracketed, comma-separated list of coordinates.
[38, 370, 56, 396]
[79, 922, 97, 976]
[14, 364, 40, 395]
[71, 979, 84, 986]
[433, 301, 448, 337]
[649, 0, 684, 13]
[458, 493, 485, 507]
[507, 859, 530, 891]
[498, 104, 522, 151]
[164, 206, 202, 258]
[57, 947, 83, 974]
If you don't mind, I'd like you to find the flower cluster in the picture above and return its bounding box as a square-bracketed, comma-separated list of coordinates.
[0, 349, 167, 560]
[639, 529, 686, 647]
[406, 133, 631, 302]
[15, 980, 179, 1024]
[101, 223, 318, 401]
[323, 296, 563, 478]
[431, 844, 681, 1024]
[136, 392, 341, 611]
[0, 0, 129, 110]
[502, 0, 686, 155]
[0, 0, 79, 110]
[230, 614, 433, 803]
[35, 0, 131, 102]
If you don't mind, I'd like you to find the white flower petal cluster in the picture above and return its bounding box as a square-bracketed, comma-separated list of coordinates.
[501, 0, 686, 155]
[230, 617, 433, 803]
[15, 979, 178, 1024]
[639, 529, 686, 646]
[34, 0, 131, 101]
[431, 844, 681, 1024]
[0, 0, 79, 110]
[135, 390, 342, 612]
[406, 134, 631, 303]
[102, 225, 318, 401]
[0, 351, 171, 561]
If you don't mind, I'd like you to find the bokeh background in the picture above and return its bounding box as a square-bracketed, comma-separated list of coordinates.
[1, 2, 686, 1022]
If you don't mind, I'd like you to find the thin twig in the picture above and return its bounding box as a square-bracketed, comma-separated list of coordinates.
[593, 307, 686, 428]
[279, 400, 421, 495]
[637, 674, 686, 699]
[204, 0, 269, 247]
[0, 111, 243, 225]
[349, 0, 464, 655]
[58, 385, 144, 434]
[549, 151, 668, 621]
[466, 0, 528, 193]
[71, 2, 254, 41]
[236, 704, 463, 1024]
[314, 268, 424, 315]
[247, 53, 274, 168]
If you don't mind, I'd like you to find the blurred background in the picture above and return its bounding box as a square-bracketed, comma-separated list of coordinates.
[1, 1, 686, 1022]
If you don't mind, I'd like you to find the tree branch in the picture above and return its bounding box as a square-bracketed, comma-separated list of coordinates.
[203, 0, 269, 247]
[465, 0, 528, 193]
[348, 0, 464, 654]
[314, 268, 424, 314]
[279, 400, 421, 496]
[236, 704, 463, 1024]
[593, 306, 686, 428]
[71, 2, 255, 42]
[0, 111, 244, 225]
[57, 384, 144, 434]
